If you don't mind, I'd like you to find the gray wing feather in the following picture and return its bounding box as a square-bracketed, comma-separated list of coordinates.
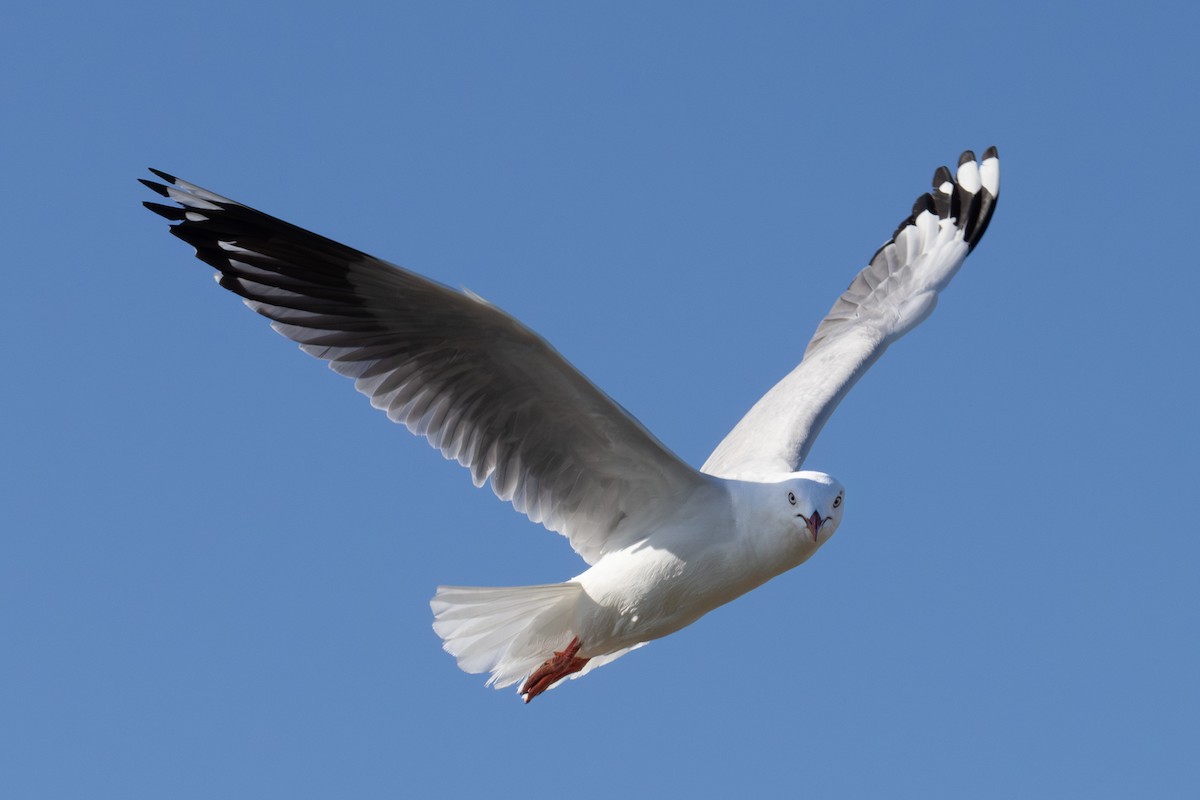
[702, 148, 1000, 479]
[143, 172, 705, 564]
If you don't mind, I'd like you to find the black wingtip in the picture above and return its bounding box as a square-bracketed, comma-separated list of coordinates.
[931, 166, 954, 218]
[931, 165, 952, 189]
[143, 200, 186, 220]
[912, 192, 935, 217]
[885, 147, 999, 255]
[967, 147, 999, 251]
[139, 178, 170, 197]
[148, 167, 178, 184]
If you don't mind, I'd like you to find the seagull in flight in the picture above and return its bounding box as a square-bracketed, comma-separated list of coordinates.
[143, 147, 999, 702]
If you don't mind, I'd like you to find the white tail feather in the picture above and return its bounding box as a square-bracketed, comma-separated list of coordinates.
[431, 582, 585, 690]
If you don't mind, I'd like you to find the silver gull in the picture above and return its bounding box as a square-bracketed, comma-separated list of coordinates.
[142, 147, 999, 701]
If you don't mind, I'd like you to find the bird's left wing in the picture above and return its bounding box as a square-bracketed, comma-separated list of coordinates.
[143, 171, 707, 564]
[702, 148, 999, 479]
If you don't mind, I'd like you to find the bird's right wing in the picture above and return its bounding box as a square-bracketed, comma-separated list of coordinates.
[702, 148, 999, 479]
[143, 171, 708, 565]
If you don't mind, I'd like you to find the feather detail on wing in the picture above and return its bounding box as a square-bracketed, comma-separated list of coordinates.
[702, 148, 999, 479]
[142, 172, 706, 564]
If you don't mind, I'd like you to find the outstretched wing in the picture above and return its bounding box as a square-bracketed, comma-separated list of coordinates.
[702, 148, 1000, 479]
[143, 172, 706, 564]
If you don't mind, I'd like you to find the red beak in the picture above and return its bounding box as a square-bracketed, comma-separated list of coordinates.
[805, 510, 825, 542]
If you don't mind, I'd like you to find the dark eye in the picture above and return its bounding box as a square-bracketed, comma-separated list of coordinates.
[787, 492, 797, 505]
[833, 493, 843, 509]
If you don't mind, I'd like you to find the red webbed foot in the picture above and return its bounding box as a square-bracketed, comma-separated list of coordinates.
[521, 637, 589, 703]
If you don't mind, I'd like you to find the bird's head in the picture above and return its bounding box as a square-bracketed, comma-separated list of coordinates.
[781, 471, 845, 545]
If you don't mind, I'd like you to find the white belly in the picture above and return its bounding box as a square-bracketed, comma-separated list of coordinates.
[571, 536, 792, 656]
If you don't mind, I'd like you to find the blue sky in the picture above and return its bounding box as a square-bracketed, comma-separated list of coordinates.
[4, 2, 1198, 797]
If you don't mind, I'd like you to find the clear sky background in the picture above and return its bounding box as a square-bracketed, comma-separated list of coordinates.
[3, 2, 1198, 797]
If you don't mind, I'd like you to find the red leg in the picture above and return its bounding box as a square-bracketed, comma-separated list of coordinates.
[521, 637, 589, 703]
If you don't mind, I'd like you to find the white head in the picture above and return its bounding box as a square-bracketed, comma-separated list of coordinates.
[779, 470, 845, 545]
